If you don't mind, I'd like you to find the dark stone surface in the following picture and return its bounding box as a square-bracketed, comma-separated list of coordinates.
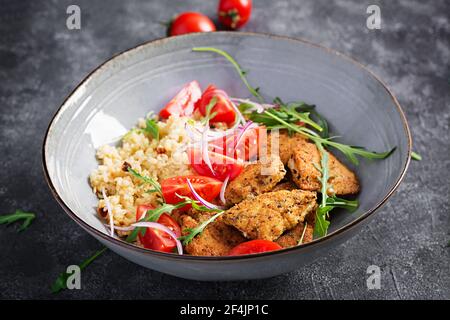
[0, 0, 448, 299]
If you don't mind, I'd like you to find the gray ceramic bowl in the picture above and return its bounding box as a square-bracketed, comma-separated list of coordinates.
[43, 32, 411, 281]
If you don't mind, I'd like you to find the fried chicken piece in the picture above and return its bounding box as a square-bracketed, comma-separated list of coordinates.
[180, 213, 245, 256]
[272, 181, 297, 192]
[223, 190, 317, 241]
[275, 210, 316, 248]
[265, 130, 292, 165]
[287, 135, 360, 195]
[224, 154, 286, 205]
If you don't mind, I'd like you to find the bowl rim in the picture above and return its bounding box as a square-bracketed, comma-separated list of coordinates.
[42, 31, 412, 261]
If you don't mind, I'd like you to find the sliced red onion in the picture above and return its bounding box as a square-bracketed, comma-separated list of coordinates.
[132, 221, 183, 255]
[231, 98, 274, 114]
[219, 175, 230, 205]
[186, 179, 226, 210]
[101, 188, 115, 237]
[229, 100, 246, 125]
[184, 122, 201, 141]
[201, 126, 215, 175]
[234, 120, 258, 152]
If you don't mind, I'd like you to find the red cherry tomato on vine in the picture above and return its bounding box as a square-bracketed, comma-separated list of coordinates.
[169, 12, 216, 36]
[218, 0, 252, 29]
[228, 240, 282, 256]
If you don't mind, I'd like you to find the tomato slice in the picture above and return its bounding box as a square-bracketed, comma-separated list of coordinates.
[160, 175, 222, 208]
[196, 85, 236, 125]
[228, 240, 282, 256]
[211, 126, 266, 161]
[159, 81, 202, 119]
[188, 148, 244, 181]
[136, 204, 154, 221]
[135, 205, 181, 253]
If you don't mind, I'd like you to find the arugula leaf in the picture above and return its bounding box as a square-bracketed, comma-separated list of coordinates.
[126, 202, 188, 243]
[411, 151, 422, 161]
[278, 100, 323, 132]
[202, 96, 218, 125]
[127, 167, 162, 196]
[0, 209, 36, 232]
[51, 247, 107, 293]
[314, 206, 332, 238]
[175, 194, 224, 213]
[178, 211, 224, 245]
[326, 196, 359, 212]
[143, 118, 159, 141]
[262, 110, 395, 165]
[192, 47, 264, 103]
[291, 103, 330, 138]
[313, 141, 331, 237]
[174, 195, 224, 245]
[313, 142, 359, 237]
[122, 118, 159, 141]
[237, 102, 255, 114]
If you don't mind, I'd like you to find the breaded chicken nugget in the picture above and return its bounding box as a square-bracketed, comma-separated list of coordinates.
[264, 130, 293, 165]
[275, 210, 316, 248]
[224, 154, 286, 205]
[287, 136, 360, 195]
[223, 190, 317, 241]
[272, 181, 298, 192]
[180, 214, 245, 256]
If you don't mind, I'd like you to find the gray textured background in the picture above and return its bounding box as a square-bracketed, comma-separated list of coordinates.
[0, 0, 449, 299]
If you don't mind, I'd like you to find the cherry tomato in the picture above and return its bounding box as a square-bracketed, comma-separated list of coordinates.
[196, 85, 236, 125]
[211, 126, 266, 161]
[218, 0, 252, 29]
[169, 12, 216, 36]
[228, 240, 282, 256]
[136, 204, 154, 221]
[159, 81, 202, 119]
[136, 205, 181, 253]
[188, 148, 244, 181]
[160, 175, 222, 208]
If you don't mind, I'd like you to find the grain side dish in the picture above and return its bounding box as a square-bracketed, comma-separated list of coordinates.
[89, 47, 394, 256]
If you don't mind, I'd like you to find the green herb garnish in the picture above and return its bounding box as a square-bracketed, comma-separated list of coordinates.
[51, 247, 107, 293]
[202, 96, 218, 125]
[143, 118, 159, 141]
[411, 151, 422, 161]
[193, 47, 264, 103]
[313, 142, 332, 237]
[127, 167, 162, 196]
[176, 194, 224, 213]
[174, 195, 224, 245]
[246, 104, 324, 133]
[126, 202, 188, 243]
[0, 209, 36, 232]
[122, 118, 159, 141]
[313, 141, 360, 237]
[179, 211, 224, 245]
[262, 110, 395, 165]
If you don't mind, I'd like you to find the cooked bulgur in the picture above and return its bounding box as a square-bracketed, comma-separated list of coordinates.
[89, 115, 194, 228]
